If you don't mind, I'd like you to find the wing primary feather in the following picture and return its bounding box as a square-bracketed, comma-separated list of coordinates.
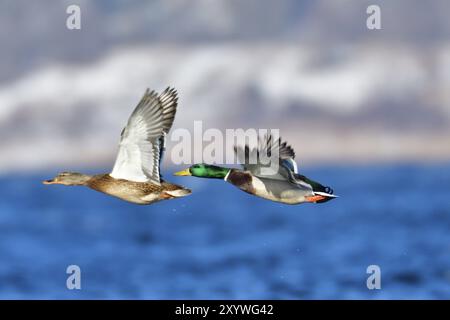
[233, 133, 299, 177]
[111, 87, 178, 184]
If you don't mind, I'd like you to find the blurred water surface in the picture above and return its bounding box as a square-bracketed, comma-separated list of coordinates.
[0, 163, 449, 299]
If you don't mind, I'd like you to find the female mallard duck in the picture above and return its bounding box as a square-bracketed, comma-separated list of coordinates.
[43, 87, 191, 205]
[174, 134, 337, 205]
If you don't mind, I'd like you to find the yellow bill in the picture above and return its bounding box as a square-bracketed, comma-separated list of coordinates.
[174, 168, 191, 176]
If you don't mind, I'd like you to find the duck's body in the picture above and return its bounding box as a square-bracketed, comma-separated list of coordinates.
[175, 135, 336, 205]
[225, 169, 314, 205]
[86, 174, 190, 205]
[44, 87, 191, 205]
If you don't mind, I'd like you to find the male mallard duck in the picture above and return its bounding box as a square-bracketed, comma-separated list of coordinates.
[174, 134, 336, 205]
[43, 87, 191, 205]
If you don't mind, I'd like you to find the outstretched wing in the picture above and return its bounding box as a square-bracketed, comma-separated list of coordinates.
[110, 87, 178, 184]
[156, 87, 178, 167]
[234, 134, 298, 179]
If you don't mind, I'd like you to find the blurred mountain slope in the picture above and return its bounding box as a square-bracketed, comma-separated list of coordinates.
[2, 0, 449, 82]
[0, 0, 449, 171]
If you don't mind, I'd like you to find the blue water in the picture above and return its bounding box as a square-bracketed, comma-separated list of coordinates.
[0, 164, 449, 299]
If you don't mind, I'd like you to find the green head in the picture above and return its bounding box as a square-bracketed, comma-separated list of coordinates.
[174, 164, 231, 179]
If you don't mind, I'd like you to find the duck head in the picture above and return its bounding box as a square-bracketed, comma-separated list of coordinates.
[43, 172, 92, 186]
[174, 164, 231, 179]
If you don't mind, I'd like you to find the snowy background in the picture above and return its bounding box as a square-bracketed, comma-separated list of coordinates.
[1, 0, 450, 171]
[0, 0, 449, 299]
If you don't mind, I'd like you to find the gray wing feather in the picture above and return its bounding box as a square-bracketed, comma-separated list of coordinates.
[157, 87, 178, 167]
[110, 88, 178, 183]
[234, 134, 299, 180]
